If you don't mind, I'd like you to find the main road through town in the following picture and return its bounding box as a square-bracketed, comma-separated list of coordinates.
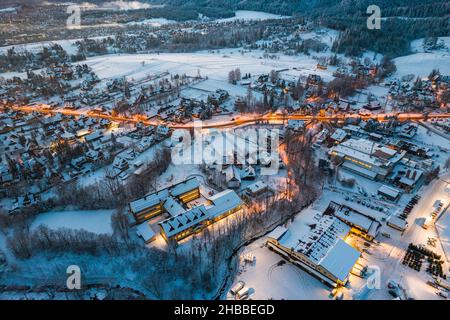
[7, 104, 450, 130]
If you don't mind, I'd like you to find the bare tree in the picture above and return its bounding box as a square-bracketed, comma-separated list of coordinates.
[111, 207, 130, 242]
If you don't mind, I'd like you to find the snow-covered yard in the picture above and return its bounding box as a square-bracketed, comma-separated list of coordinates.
[228, 238, 330, 300]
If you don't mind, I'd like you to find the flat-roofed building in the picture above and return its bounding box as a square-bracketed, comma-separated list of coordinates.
[266, 214, 361, 287]
[387, 216, 408, 232]
[329, 128, 347, 145]
[329, 138, 405, 180]
[378, 185, 402, 202]
[244, 180, 269, 197]
[328, 201, 381, 241]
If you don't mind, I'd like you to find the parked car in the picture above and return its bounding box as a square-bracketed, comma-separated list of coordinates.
[236, 286, 250, 300]
[230, 281, 245, 296]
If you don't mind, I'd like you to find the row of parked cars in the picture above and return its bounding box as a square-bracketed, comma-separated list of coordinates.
[344, 195, 388, 213]
[399, 195, 421, 220]
[229, 281, 250, 300]
[431, 201, 443, 219]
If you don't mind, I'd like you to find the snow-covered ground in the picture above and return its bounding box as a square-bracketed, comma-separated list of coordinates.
[31, 209, 114, 234]
[216, 11, 290, 23]
[229, 237, 330, 300]
[76, 1, 155, 11]
[228, 166, 450, 300]
[394, 53, 450, 79]
[81, 49, 334, 83]
[393, 36, 450, 79]
[0, 7, 17, 13]
[410, 37, 450, 54]
[0, 36, 112, 56]
[127, 18, 176, 27]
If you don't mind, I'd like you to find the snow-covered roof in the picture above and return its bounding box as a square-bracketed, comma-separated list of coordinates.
[84, 130, 103, 142]
[399, 168, 423, 186]
[159, 205, 209, 239]
[302, 217, 350, 263]
[163, 196, 186, 217]
[267, 226, 288, 241]
[287, 119, 305, 130]
[330, 129, 347, 142]
[388, 216, 408, 230]
[113, 156, 128, 168]
[378, 185, 401, 199]
[129, 178, 199, 215]
[170, 177, 200, 197]
[129, 189, 169, 214]
[206, 189, 243, 219]
[334, 206, 374, 232]
[159, 189, 242, 239]
[330, 138, 403, 168]
[318, 239, 360, 282]
[279, 214, 349, 259]
[136, 221, 156, 242]
[245, 180, 268, 194]
[156, 125, 170, 135]
[341, 161, 377, 179]
[225, 165, 241, 182]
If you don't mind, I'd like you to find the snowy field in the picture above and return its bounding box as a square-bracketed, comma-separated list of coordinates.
[81, 49, 334, 83]
[216, 11, 290, 23]
[127, 18, 176, 26]
[31, 210, 114, 234]
[394, 53, 450, 79]
[0, 36, 112, 56]
[75, 1, 154, 11]
[410, 37, 450, 53]
[393, 37, 450, 79]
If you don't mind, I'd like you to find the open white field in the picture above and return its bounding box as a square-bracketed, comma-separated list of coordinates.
[82, 50, 335, 83]
[393, 37, 450, 79]
[0, 37, 112, 56]
[410, 36, 450, 53]
[31, 209, 114, 234]
[216, 10, 290, 23]
[127, 18, 176, 26]
[392, 36, 450, 79]
[394, 52, 450, 79]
